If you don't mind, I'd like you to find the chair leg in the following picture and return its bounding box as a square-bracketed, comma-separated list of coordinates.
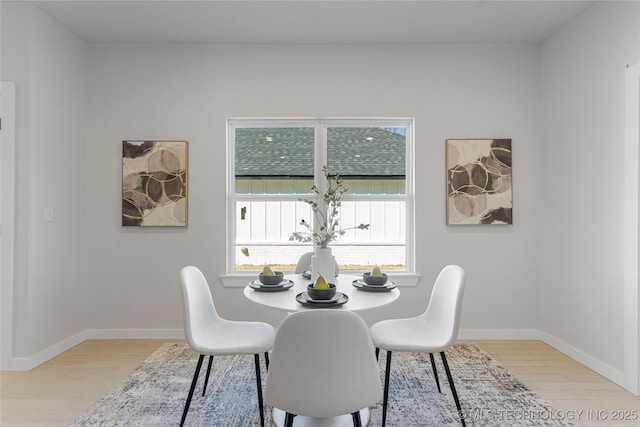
[381, 350, 392, 427]
[202, 355, 214, 396]
[375, 347, 380, 361]
[429, 353, 442, 393]
[284, 412, 296, 427]
[352, 410, 362, 427]
[181, 354, 204, 427]
[440, 351, 466, 427]
[254, 354, 265, 427]
[264, 351, 270, 370]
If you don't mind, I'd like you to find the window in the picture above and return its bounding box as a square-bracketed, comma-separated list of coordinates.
[228, 118, 414, 273]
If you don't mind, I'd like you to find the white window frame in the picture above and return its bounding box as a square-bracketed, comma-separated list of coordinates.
[226, 117, 416, 277]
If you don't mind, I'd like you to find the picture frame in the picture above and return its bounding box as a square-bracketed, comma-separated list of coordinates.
[122, 140, 188, 226]
[446, 138, 512, 225]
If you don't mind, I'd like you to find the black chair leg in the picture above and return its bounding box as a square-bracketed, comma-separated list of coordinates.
[181, 354, 204, 427]
[284, 412, 296, 427]
[375, 347, 380, 361]
[381, 350, 392, 427]
[429, 353, 442, 393]
[254, 354, 265, 427]
[264, 351, 270, 370]
[202, 355, 214, 396]
[352, 410, 362, 427]
[440, 351, 466, 427]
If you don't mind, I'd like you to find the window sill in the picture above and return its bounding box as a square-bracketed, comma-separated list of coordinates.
[220, 272, 420, 288]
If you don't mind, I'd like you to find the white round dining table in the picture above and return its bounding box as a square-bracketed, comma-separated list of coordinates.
[243, 273, 400, 313]
[244, 273, 399, 427]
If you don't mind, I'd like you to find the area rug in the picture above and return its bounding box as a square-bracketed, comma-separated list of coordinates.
[72, 342, 571, 426]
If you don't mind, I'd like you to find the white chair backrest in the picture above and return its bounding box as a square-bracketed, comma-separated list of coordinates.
[423, 264, 466, 348]
[294, 252, 314, 273]
[265, 310, 382, 418]
[180, 266, 223, 353]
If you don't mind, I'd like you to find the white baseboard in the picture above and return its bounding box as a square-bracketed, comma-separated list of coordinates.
[537, 330, 627, 391]
[2, 329, 184, 371]
[7, 330, 87, 371]
[460, 328, 634, 394]
[85, 328, 185, 339]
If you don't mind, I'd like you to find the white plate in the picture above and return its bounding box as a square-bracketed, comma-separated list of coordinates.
[248, 279, 294, 292]
[295, 292, 349, 307]
[250, 279, 292, 287]
[352, 280, 397, 292]
[301, 291, 344, 303]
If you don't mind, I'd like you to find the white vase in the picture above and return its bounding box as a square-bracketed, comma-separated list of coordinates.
[311, 247, 336, 283]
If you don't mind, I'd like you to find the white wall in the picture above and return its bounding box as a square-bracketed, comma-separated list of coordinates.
[85, 43, 541, 331]
[1, 81, 17, 369]
[5, 2, 637, 392]
[539, 1, 640, 386]
[1, 3, 89, 367]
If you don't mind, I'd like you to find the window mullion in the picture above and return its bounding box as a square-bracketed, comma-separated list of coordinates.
[312, 124, 329, 249]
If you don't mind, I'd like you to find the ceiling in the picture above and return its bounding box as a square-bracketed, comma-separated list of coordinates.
[24, 0, 597, 44]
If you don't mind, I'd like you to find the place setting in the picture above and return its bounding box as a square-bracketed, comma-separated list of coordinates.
[296, 275, 349, 307]
[248, 266, 295, 292]
[352, 266, 397, 292]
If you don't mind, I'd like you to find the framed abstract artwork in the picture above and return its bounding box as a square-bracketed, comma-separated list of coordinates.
[122, 140, 188, 226]
[446, 138, 512, 225]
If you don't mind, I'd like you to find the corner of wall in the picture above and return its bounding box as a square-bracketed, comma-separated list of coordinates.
[6, 330, 87, 371]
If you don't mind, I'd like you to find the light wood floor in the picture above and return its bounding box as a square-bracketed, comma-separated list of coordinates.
[1, 340, 638, 426]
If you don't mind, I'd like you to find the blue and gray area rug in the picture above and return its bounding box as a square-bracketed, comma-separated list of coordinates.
[72, 342, 571, 426]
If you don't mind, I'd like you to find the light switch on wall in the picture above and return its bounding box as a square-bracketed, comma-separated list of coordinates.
[44, 206, 54, 222]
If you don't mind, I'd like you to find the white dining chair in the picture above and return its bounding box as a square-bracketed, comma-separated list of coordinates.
[179, 266, 275, 427]
[370, 264, 467, 427]
[294, 251, 340, 275]
[265, 309, 382, 427]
